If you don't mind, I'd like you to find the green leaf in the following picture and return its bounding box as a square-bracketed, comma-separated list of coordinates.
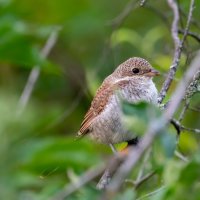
[179, 161, 200, 185]
[0, 15, 43, 66]
[122, 101, 162, 120]
[158, 130, 176, 158]
[122, 101, 162, 135]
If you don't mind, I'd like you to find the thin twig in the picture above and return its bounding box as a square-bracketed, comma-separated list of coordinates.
[189, 106, 200, 112]
[135, 170, 156, 189]
[171, 118, 200, 134]
[51, 164, 105, 200]
[102, 50, 200, 197]
[178, 29, 200, 43]
[178, 100, 190, 122]
[136, 148, 151, 182]
[17, 67, 40, 114]
[107, 0, 139, 27]
[175, 150, 189, 162]
[165, 50, 200, 119]
[181, 126, 200, 134]
[126, 170, 156, 189]
[45, 92, 83, 130]
[144, 5, 170, 27]
[178, 2, 200, 29]
[136, 186, 166, 200]
[178, 69, 200, 122]
[169, 67, 200, 136]
[17, 27, 61, 115]
[158, 0, 195, 104]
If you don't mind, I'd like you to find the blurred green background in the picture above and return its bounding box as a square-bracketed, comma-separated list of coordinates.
[0, 0, 200, 199]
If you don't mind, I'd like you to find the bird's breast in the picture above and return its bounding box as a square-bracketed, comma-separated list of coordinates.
[119, 79, 158, 104]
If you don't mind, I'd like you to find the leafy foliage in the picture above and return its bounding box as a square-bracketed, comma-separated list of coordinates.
[0, 0, 200, 200]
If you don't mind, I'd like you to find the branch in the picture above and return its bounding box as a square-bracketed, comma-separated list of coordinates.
[102, 50, 200, 197]
[97, 169, 112, 190]
[97, 153, 125, 190]
[158, 0, 195, 104]
[157, 0, 181, 103]
[17, 27, 61, 115]
[97, 138, 139, 190]
[185, 70, 200, 99]
[170, 118, 181, 134]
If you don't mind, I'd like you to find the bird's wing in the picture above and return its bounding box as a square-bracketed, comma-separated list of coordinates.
[78, 79, 129, 137]
[78, 80, 113, 136]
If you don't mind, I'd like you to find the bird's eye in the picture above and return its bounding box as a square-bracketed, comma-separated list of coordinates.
[132, 68, 139, 74]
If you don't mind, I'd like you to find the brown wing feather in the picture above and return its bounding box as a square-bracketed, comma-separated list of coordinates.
[79, 108, 95, 134]
[78, 78, 130, 137]
[78, 79, 113, 136]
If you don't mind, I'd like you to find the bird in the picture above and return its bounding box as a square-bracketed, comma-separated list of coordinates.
[77, 57, 159, 150]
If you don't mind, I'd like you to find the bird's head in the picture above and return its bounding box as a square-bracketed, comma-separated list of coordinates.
[113, 57, 159, 80]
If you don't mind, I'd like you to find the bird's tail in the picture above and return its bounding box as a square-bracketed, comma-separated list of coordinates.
[75, 131, 83, 141]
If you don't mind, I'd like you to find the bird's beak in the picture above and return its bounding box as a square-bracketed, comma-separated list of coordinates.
[146, 69, 160, 77]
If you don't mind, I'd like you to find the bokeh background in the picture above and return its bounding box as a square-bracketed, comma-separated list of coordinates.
[0, 0, 200, 199]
